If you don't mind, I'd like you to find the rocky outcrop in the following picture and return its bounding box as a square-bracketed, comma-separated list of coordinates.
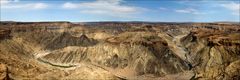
[0, 29, 11, 40]
[180, 29, 240, 79]
[0, 22, 239, 79]
[0, 64, 9, 80]
[39, 32, 190, 78]
[44, 32, 98, 50]
[16, 31, 97, 50]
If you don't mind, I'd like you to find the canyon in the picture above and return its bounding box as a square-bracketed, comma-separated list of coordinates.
[0, 22, 239, 79]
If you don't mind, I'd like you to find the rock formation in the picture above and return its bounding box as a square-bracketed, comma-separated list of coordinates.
[0, 22, 239, 79]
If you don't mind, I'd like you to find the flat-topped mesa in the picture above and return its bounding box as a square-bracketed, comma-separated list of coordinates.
[106, 32, 168, 46]
[181, 28, 240, 46]
[0, 21, 71, 26]
[0, 21, 73, 32]
[208, 36, 240, 46]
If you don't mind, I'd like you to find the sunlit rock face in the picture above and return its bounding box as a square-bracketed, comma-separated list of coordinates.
[0, 22, 239, 79]
[0, 64, 8, 80]
[180, 29, 240, 79]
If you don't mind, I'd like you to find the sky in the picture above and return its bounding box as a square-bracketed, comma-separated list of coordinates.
[0, 0, 239, 22]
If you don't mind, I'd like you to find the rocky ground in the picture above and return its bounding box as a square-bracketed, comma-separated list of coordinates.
[0, 22, 239, 79]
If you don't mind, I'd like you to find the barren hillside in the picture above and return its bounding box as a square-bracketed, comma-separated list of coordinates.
[0, 22, 239, 79]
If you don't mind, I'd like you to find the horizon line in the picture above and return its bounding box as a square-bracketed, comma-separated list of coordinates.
[1, 20, 239, 23]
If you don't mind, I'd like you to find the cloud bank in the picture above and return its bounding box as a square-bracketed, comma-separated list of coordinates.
[62, 0, 144, 17]
[221, 2, 240, 16]
[0, 0, 48, 9]
[175, 8, 204, 15]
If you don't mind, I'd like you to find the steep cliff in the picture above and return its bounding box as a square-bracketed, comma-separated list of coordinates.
[0, 22, 239, 79]
[180, 29, 240, 79]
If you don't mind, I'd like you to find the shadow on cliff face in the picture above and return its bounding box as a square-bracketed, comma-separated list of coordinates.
[44, 32, 98, 50]
[1, 22, 239, 79]
[180, 29, 240, 79]
[17, 31, 98, 50]
[0, 29, 12, 41]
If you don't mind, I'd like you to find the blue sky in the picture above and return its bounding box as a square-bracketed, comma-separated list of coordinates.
[0, 0, 239, 22]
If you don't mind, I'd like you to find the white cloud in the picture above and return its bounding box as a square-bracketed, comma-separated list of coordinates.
[31, 3, 48, 9]
[221, 2, 240, 16]
[176, 8, 195, 13]
[62, 0, 144, 17]
[175, 8, 204, 15]
[159, 7, 167, 10]
[0, 0, 48, 9]
[62, 2, 78, 9]
[0, 0, 18, 5]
